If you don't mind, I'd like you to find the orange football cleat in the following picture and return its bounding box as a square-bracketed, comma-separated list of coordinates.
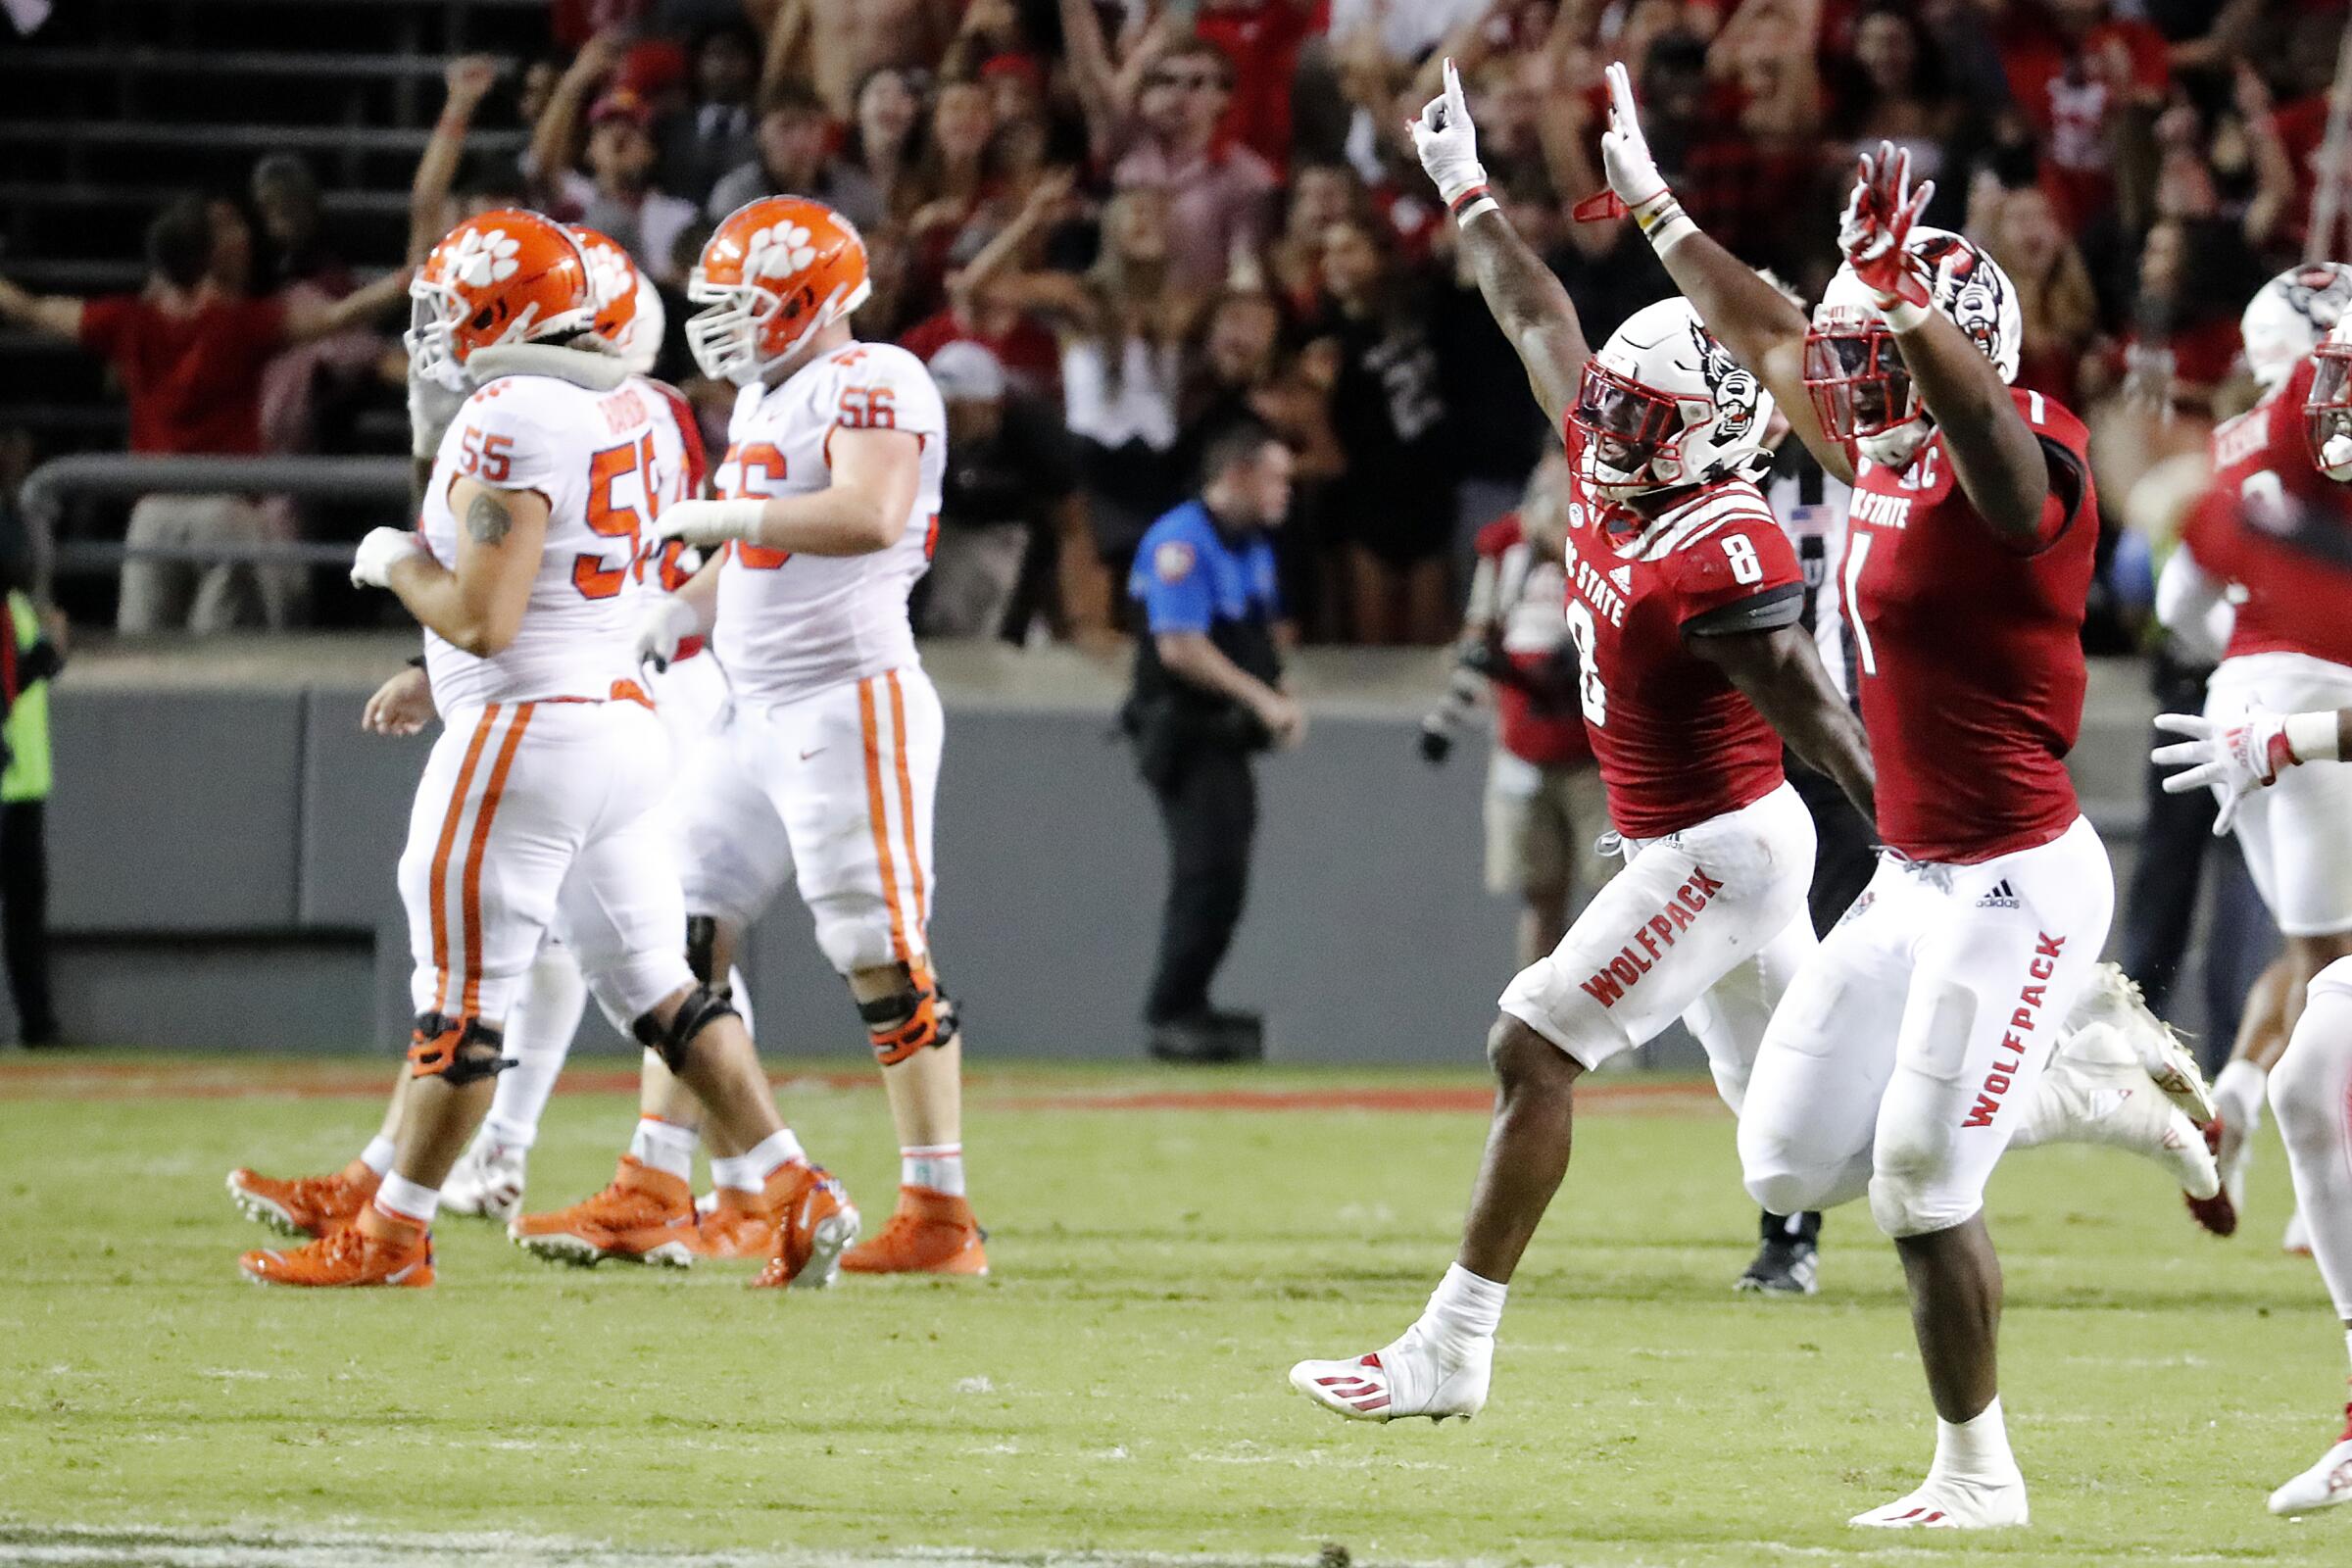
[749, 1162, 858, 1290]
[226, 1159, 379, 1238]
[841, 1186, 989, 1277]
[691, 1187, 778, 1258]
[240, 1207, 433, 1288]
[511, 1155, 697, 1266]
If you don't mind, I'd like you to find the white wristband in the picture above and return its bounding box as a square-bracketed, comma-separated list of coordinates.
[1881, 296, 1933, 333]
[2285, 709, 2340, 765]
[1453, 196, 1498, 225]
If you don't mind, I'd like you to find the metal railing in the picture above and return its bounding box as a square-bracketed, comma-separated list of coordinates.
[19, 453, 413, 595]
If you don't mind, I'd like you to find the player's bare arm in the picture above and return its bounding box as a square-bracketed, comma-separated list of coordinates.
[650, 426, 920, 558]
[1691, 623, 1875, 822]
[1838, 147, 2049, 547]
[352, 476, 548, 656]
[1411, 60, 1589, 426]
[1592, 63, 1851, 482]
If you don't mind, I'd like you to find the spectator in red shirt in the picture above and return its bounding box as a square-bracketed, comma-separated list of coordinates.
[1196, 0, 1324, 174]
[1992, 0, 2169, 231]
[0, 196, 405, 633]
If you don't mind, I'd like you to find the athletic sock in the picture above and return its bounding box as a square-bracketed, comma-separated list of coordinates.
[1931, 1396, 2020, 1486]
[1418, 1263, 1507, 1357]
[743, 1128, 808, 1184]
[374, 1173, 439, 1227]
[903, 1144, 964, 1196]
[709, 1153, 762, 1195]
[482, 950, 588, 1149]
[358, 1137, 397, 1178]
[628, 1116, 699, 1182]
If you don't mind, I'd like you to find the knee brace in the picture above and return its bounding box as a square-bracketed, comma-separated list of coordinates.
[685, 914, 722, 991]
[632, 983, 739, 1075]
[859, 963, 957, 1066]
[407, 1012, 509, 1085]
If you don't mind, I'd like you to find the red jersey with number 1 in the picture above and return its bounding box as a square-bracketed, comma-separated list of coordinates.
[1560, 424, 1805, 840]
[2180, 355, 2352, 667]
[1842, 386, 2098, 862]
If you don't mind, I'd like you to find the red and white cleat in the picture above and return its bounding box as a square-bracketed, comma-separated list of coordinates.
[2066, 962, 2215, 1122]
[1288, 1327, 1490, 1423]
[2185, 1117, 2245, 1238]
[1849, 1475, 2028, 1530]
[2270, 1398, 2352, 1516]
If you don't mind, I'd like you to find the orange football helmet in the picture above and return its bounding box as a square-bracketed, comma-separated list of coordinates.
[566, 223, 663, 376]
[687, 196, 871, 386]
[407, 209, 592, 388]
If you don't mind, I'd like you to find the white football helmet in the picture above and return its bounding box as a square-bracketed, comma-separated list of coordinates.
[2305, 317, 2352, 481]
[1571, 297, 1773, 501]
[2243, 262, 2352, 392]
[1804, 225, 2021, 470]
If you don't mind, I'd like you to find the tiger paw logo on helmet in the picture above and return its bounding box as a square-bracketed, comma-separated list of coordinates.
[448, 227, 522, 288]
[747, 223, 820, 279]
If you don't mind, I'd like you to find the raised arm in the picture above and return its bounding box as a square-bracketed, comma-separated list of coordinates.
[1841, 145, 2049, 547]
[0, 275, 86, 341]
[1590, 62, 1847, 479]
[531, 32, 623, 192]
[282, 266, 414, 344]
[411, 56, 501, 264]
[1057, 0, 1125, 161]
[1411, 60, 1591, 428]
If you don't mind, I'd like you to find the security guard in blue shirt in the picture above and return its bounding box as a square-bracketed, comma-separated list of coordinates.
[1124, 421, 1303, 1063]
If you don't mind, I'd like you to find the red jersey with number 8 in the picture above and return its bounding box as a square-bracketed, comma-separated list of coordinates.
[1842, 387, 2098, 862]
[2180, 355, 2352, 667]
[1560, 424, 1805, 840]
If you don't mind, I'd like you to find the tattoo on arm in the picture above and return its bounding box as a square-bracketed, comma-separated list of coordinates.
[466, 490, 513, 546]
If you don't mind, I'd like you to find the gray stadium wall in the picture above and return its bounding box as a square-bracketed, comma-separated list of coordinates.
[14, 638, 2180, 1065]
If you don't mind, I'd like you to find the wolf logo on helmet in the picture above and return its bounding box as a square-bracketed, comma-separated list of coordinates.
[2245, 262, 2352, 391]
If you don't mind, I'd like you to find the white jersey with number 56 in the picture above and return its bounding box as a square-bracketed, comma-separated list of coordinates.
[711, 339, 947, 706]
[419, 367, 673, 714]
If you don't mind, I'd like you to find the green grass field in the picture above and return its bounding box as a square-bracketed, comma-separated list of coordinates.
[0, 1054, 2344, 1567]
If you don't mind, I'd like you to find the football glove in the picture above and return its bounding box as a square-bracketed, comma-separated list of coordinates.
[1409, 58, 1487, 206]
[634, 593, 701, 674]
[2152, 710, 2292, 835]
[1839, 141, 1934, 311]
[351, 526, 425, 590]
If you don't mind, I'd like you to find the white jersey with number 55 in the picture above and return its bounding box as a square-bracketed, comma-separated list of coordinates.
[420, 368, 673, 714]
[711, 340, 946, 705]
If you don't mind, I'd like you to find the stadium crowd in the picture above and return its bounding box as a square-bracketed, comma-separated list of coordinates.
[1, 0, 2347, 649]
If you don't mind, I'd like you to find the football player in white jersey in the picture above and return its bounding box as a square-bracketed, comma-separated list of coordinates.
[230, 210, 855, 1289]
[519, 196, 987, 1276]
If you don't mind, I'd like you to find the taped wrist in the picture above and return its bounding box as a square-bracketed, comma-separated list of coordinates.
[2284, 710, 2339, 766]
[1447, 180, 1497, 226]
[632, 983, 739, 1075]
[1629, 187, 1694, 256]
[860, 963, 957, 1066]
[408, 1012, 510, 1085]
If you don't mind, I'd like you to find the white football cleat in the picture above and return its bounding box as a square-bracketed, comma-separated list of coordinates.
[2036, 1022, 2221, 1199]
[2268, 1405, 2352, 1516]
[440, 1130, 527, 1223]
[2064, 963, 2216, 1123]
[2282, 1208, 2312, 1256]
[1289, 1326, 1490, 1423]
[1850, 1474, 2028, 1529]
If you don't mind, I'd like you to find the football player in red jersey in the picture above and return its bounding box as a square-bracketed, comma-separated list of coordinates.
[2156, 263, 2352, 1245]
[1590, 68, 2218, 1527]
[2148, 320, 2352, 1516]
[1290, 63, 1879, 1426]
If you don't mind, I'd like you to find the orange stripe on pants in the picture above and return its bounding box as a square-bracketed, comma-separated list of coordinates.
[885, 671, 927, 936]
[429, 707, 502, 1013]
[858, 677, 913, 966]
[458, 702, 534, 1017]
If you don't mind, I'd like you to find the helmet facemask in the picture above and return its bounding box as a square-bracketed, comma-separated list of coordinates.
[1571, 359, 1692, 499]
[1804, 313, 1928, 469]
[2307, 335, 2352, 482]
[686, 272, 866, 387]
